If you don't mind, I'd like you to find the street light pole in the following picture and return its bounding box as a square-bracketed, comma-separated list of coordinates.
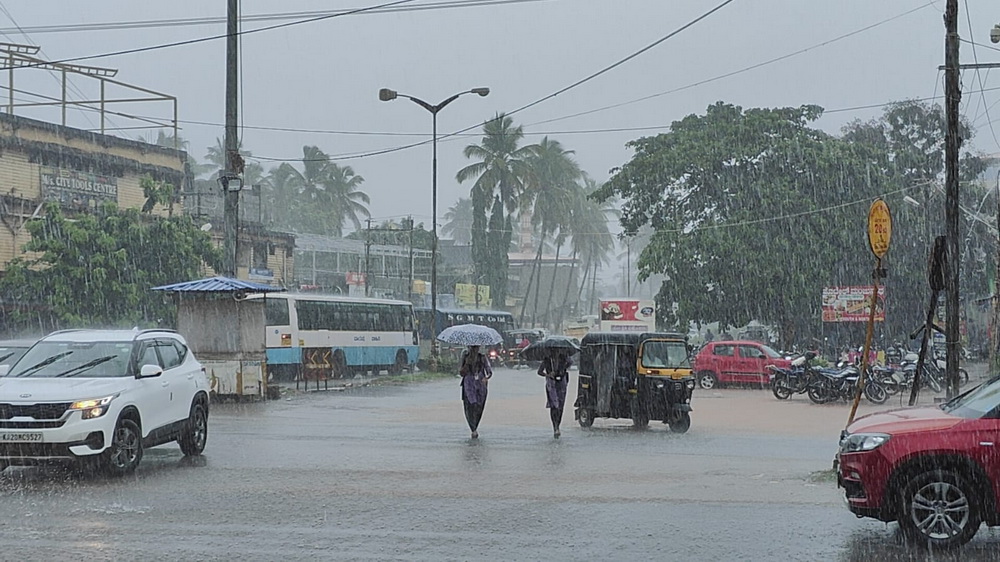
[378, 87, 490, 360]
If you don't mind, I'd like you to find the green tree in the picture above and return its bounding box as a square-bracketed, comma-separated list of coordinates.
[0, 202, 221, 331]
[457, 113, 538, 309]
[277, 146, 371, 236]
[519, 137, 581, 328]
[594, 102, 906, 346]
[441, 197, 473, 244]
[566, 178, 617, 320]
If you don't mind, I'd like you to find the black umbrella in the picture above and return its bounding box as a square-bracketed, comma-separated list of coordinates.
[520, 336, 581, 361]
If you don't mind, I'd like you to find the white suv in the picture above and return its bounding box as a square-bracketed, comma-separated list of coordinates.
[0, 329, 209, 475]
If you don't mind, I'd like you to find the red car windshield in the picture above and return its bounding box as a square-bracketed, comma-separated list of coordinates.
[941, 377, 1000, 419]
[761, 345, 781, 359]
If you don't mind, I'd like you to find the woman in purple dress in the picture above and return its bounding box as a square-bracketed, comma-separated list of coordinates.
[459, 345, 492, 439]
[538, 350, 571, 438]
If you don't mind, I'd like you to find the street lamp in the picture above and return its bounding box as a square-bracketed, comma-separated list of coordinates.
[378, 86, 490, 359]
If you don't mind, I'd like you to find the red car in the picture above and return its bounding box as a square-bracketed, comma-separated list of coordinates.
[837, 376, 1000, 549]
[692, 340, 790, 389]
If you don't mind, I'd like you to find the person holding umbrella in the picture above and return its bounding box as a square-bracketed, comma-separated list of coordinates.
[459, 344, 492, 439]
[537, 349, 572, 438]
[436, 324, 504, 439]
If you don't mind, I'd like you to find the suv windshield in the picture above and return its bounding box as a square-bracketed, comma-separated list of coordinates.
[641, 341, 691, 369]
[941, 377, 1000, 419]
[10, 341, 133, 378]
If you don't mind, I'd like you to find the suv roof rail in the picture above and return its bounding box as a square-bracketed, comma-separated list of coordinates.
[135, 328, 179, 337]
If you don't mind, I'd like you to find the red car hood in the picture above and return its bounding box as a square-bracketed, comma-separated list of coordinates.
[847, 406, 963, 436]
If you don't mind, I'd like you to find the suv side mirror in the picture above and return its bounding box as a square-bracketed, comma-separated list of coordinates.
[138, 364, 163, 378]
[0, 364, 9, 377]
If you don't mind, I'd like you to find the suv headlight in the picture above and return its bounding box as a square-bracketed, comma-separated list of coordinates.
[840, 432, 890, 453]
[70, 394, 117, 420]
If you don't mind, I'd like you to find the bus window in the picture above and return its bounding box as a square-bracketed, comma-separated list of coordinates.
[265, 298, 290, 326]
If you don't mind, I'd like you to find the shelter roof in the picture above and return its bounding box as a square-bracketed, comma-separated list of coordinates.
[151, 276, 286, 294]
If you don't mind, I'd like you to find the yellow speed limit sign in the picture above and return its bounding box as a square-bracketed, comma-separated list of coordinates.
[867, 198, 892, 259]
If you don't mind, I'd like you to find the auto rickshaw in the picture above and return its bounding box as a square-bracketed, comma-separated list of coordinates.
[574, 332, 695, 432]
[503, 328, 546, 368]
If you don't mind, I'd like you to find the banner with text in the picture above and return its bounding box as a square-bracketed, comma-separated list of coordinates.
[822, 286, 886, 322]
[40, 166, 118, 209]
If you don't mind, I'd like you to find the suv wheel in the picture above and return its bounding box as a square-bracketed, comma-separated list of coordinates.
[899, 469, 981, 549]
[697, 371, 718, 390]
[104, 418, 143, 476]
[178, 402, 208, 456]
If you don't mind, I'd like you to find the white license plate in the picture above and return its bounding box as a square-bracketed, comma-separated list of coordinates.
[0, 432, 42, 442]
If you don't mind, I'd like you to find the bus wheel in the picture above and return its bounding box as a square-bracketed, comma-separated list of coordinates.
[389, 350, 407, 375]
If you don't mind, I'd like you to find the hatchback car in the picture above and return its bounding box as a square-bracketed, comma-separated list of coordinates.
[692, 340, 790, 389]
[0, 329, 210, 475]
[837, 375, 1000, 549]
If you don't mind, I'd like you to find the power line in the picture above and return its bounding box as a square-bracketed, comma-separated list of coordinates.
[524, 1, 937, 128]
[961, 0, 1000, 151]
[502, 0, 738, 119]
[0, 0, 421, 71]
[252, 0, 740, 163]
[0, 0, 553, 36]
[245, 85, 1000, 163]
[655, 182, 933, 236]
[247, 2, 940, 162]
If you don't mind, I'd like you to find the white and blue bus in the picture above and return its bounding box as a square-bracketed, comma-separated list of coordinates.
[248, 293, 419, 380]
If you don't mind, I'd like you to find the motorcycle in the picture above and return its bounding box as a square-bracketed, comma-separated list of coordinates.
[769, 351, 817, 400]
[807, 363, 888, 405]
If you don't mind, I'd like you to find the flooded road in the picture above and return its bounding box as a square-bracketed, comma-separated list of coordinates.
[2, 367, 999, 561]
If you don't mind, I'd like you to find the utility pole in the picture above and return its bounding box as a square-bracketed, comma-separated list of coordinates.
[406, 216, 414, 304]
[943, 0, 960, 399]
[364, 218, 372, 297]
[221, 0, 241, 277]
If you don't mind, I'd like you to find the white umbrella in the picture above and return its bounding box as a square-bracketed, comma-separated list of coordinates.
[436, 324, 503, 346]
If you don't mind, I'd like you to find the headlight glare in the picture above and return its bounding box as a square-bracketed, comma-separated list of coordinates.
[69, 394, 118, 417]
[840, 432, 890, 453]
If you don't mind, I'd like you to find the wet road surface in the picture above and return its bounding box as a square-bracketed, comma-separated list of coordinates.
[2, 367, 999, 561]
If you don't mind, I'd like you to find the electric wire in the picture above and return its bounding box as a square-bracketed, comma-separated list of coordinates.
[0, 0, 421, 71]
[0, 0, 554, 36]
[962, 0, 1000, 151]
[525, 2, 937, 129]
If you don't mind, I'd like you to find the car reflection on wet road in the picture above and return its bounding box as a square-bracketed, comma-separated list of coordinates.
[2, 367, 1000, 561]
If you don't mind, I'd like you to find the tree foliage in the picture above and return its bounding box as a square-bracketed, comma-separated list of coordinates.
[594, 101, 988, 347]
[0, 202, 221, 331]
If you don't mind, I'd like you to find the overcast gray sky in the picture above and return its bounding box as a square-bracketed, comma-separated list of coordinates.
[3, 1, 1000, 236]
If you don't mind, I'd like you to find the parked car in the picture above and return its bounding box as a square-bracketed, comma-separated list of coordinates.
[837, 375, 1000, 549]
[692, 340, 791, 389]
[0, 328, 210, 476]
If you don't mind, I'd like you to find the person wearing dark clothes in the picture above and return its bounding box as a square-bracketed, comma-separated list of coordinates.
[459, 345, 492, 439]
[538, 350, 572, 438]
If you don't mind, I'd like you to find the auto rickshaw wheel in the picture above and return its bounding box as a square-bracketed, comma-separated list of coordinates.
[669, 412, 691, 434]
[577, 408, 594, 428]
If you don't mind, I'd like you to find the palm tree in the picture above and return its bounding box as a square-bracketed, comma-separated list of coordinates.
[571, 185, 617, 317]
[457, 114, 538, 309]
[264, 162, 301, 230]
[441, 198, 474, 244]
[519, 137, 581, 328]
[323, 160, 370, 236]
[279, 146, 370, 237]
